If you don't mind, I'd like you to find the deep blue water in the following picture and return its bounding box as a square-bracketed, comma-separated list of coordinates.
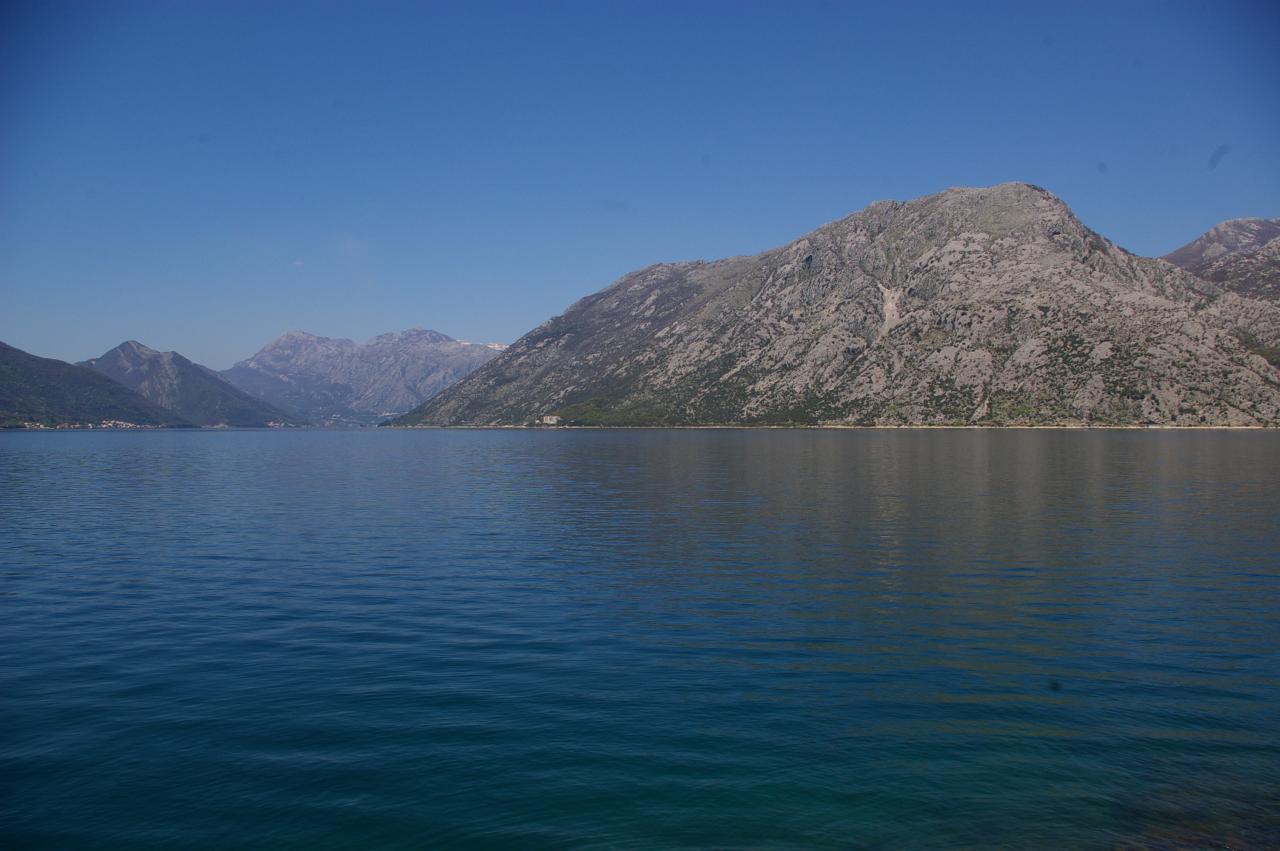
[2, 429, 1278, 849]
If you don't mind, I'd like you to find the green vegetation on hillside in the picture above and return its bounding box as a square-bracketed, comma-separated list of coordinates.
[0, 342, 191, 428]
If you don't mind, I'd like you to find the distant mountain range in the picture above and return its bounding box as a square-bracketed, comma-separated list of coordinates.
[3, 188, 1276, 430]
[393, 184, 1280, 427]
[219, 329, 504, 426]
[2, 328, 502, 429]
[79, 341, 300, 428]
[1165, 217, 1280, 301]
[1, 341, 191, 428]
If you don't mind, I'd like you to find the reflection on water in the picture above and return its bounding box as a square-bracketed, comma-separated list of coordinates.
[2, 430, 1278, 848]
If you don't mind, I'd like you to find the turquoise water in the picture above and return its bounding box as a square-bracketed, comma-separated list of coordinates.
[2, 430, 1278, 848]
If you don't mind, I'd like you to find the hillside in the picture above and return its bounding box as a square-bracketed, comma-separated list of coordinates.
[222, 329, 503, 426]
[1165, 217, 1280, 300]
[393, 183, 1280, 427]
[1, 341, 191, 428]
[80, 341, 302, 427]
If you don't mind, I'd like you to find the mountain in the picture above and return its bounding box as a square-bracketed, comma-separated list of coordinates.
[392, 183, 1280, 428]
[79, 341, 302, 427]
[1165, 218, 1280, 300]
[1, 341, 191, 428]
[220, 329, 505, 426]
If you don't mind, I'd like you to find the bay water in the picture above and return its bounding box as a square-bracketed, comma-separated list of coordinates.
[2, 430, 1278, 848]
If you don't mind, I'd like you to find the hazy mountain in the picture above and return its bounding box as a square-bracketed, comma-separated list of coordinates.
[393, 183, 1280, 427]
[221, 329, 504, 425]
[1165, 217, 1280, 300]
[1, 341, 191, 428]
[79, 341, 301, 427]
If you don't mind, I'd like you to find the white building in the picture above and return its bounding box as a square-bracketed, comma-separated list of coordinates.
[540, 415, 562, 425]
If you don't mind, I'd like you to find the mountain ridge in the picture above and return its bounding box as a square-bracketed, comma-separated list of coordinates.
[220, 328, 504, 425]
[1, 341, 192, 428]
[79, 341, 302, 427]
[1164, 217, 1280, 301]
[392, 183, 1280, 428]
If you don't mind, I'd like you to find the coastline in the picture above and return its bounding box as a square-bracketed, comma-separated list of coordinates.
[6, 422, 1276, 432]
[380, 423, 1278, 431]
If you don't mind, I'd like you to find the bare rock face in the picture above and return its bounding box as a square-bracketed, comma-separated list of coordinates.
[1165, 217, 1280, 300]
[221, 329, 504, 425]
[394, 183, 1280, 427]
[1165, 218, 1280, 366]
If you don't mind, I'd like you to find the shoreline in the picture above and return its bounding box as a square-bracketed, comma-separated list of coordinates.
[387, 423, 1278, 431]
[6, 423, 1277, 432]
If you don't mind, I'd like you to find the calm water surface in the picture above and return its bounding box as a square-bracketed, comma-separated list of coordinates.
[2, 430, 1278, 849]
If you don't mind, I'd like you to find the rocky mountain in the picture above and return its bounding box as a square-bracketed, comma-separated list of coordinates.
[79, 341, 301, 427]
[1165, 217, 1280, 300]
[392, 183, 1280, 428]
[221, 329, 504, 425]
[1, 341, 191, 428]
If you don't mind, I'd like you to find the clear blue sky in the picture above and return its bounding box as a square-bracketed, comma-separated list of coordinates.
[3, 0, 1277, 369]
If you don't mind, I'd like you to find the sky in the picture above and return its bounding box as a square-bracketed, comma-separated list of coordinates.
[2, 0, 1278, 369]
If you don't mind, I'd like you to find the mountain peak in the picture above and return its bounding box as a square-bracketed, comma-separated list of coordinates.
[367, 328, 454, 346]
[1165, 217, 1280, 299]
[942, 180, 1054, 198]
[393, 182, 1280, 428]
[1167, 218, 1280, 261]
[221, 327, 503, 425]
[277, 330, 341, 345]
[116, 340, 162, 357]
[3, 342, 190, 428]
[79, 342, 301, 427]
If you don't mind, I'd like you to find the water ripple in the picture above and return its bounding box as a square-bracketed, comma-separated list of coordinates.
[2, 429, 1278, 848]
